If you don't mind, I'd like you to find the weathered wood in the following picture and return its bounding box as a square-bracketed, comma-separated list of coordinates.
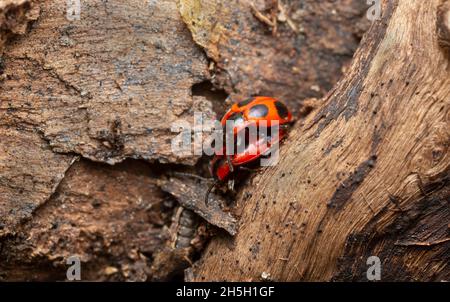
[2, 0, 446, 281]
[0, 0, 218, 280]
[2, 0, 212, 166]
[178, 0, 369, 115]
[0, 1, 68, 238]
[437, 1, 450, 50]
[0, 0, 39, 52]
[0, 160, 169, 281]
[188, 0, 450, 281]
[159, 176, 238, 235]
[0, 0, 210, 237]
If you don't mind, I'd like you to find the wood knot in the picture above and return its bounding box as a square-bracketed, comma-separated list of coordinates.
[437, 1, 450, 50]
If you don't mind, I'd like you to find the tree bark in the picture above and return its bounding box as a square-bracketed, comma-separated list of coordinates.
[1, 0, 448, 281]
[1, 0, 369, 281]
[187, 0, 450, 281]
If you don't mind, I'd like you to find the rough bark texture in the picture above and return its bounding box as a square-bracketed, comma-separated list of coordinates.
[2, 0, 447, 282]
[0, 0, 211, 280]
[1, 159, 172, 281]
[0, 0, 211, 240]
[179, 0, 369, 114]
[187, 0, 450, 281]
[159, 176, 238, 235]
[3, 0, 213, 165]
[0, 0, 39, 52]
[0, 0, 69, 238]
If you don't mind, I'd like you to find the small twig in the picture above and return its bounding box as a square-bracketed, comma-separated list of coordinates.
[277, 0, 298, 33]
[395, 237, 450, 247]
[270, 0, 278, 35]
[183, 255, 194, 266]
[169, 207, 184, 249]
[250, 3, 276, 28]
[114, 79, 123, 91]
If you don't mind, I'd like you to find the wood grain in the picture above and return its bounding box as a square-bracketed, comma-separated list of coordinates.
[188, 0, 450, 281]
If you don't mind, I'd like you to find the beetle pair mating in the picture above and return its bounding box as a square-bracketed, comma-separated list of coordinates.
[206, 96, 293, 205]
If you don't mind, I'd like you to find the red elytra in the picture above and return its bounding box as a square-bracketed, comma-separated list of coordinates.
[220, 96, 293, 135]
[209, 125, 288, 182]
[205, 96, 293, 205]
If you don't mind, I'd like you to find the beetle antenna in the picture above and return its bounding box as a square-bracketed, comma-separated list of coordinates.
[173, 172, 214, 182]
[205, 180, 219, 206]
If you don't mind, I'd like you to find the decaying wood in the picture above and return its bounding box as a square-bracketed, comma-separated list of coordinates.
[2, 0, 213, 166]
[437, 1, 450, 50]
[0, 160, 170, 281]
[0, 0, 39, 52]
[0, 1, 65, 239]
[159, 176, 238, 235]
[149, 207, 208, 281]
[187, 0, 450, 281]
[0, 129, 77, 237]
[178, 0, 369, 114]
[2, 0, 446, 282]
[0, 0, 210, 240]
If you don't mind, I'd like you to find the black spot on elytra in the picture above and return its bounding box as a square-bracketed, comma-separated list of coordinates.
[275, 101, 289, 119]
[237, 98, 253, 107]
[248, 104, 268, 118]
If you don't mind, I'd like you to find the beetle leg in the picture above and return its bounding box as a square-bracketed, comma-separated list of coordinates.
[225, 95, 232, 102]
[172, 171, 214, 182]
[226, 155, 234, 172]
[239, 166, 260, 172]
[260, 143, 278, 158]
[204, 180, 218, 206]
[228, 179, 235, 191]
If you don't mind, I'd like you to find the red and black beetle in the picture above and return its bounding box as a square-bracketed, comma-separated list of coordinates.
[205, 96, 293, 205]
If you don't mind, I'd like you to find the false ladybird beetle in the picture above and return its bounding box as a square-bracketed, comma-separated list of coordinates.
[205, 97, 293, 205]
[221, 96, 293, 134]
[209, 125, 287, 182]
